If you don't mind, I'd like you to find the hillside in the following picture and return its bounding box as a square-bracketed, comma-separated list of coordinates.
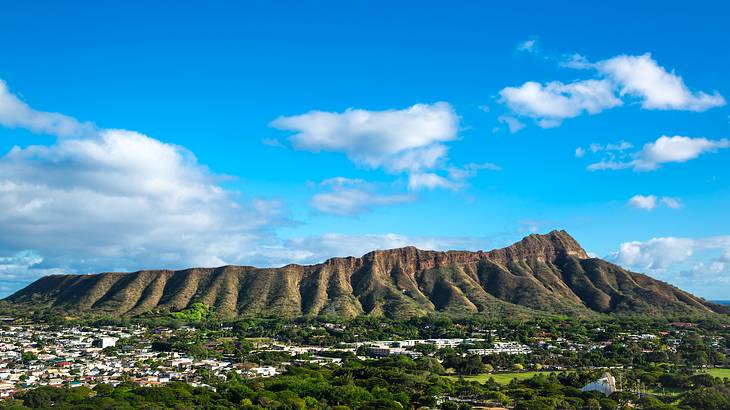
[5, 231, 728, 318]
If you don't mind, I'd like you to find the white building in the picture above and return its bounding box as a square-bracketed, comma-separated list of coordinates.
[93, 337, 119, 348]
[468, 341, 532, 356]
[581, 373, 617, 396]
[249, 366, 278, 377]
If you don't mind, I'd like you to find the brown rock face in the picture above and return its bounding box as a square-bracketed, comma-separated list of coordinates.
[6, 230, 727, 318]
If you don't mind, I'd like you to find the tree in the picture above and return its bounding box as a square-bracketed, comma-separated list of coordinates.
[21, 351, 37, 363]
[682, 386, 730, 409]
[585, 398, 601, 410]
[461, 355, 485, 375]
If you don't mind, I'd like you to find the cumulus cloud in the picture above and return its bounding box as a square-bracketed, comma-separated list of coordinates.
[597, 53, 726, 111]
[497, 115, 526, 133]
[628, 195, 682, 211]
[310, 177, 413, 216]
[0, 80, 500, 297]
[0, 80, 96, 138]
[0, 129, 291, 272]
[0, 80, 295, 285]
[270, 103, 458, 173]
[272, 102, 498, 191]
[632, 136, 730, 170]
[500, 53, 725, 128]
[499, 79, 621, 127]
[610, 237, 697, 272]
[0, 251, 68, 297]
[628, 195, 658, 210]
[0, 251, 63, 282]
[587, 135, 729, 171]
[608, 235, 730, 297]
[406, 162, 500, 191]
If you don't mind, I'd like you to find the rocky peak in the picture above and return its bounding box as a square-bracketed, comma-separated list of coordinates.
[487, 230, 589, 262]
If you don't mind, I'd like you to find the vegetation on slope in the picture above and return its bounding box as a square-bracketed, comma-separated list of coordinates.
[4, 231, 728, 319]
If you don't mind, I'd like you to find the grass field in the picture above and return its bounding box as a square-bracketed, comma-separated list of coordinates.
[646, 387, 685, 397]
[707, 368, 730, 379]
[447, 371, 565, 384]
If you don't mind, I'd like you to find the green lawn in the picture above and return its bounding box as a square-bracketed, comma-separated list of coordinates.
[646, 387, 685, 397]
[707, 368, 730, 379]
[447, 371, 566, 384]
[449, 368, 730, 386]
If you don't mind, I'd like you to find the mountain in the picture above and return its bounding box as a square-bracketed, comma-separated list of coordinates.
[5, 230, 728, 318]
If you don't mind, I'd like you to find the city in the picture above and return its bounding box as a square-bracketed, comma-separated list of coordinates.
[0, 313, 726, 408]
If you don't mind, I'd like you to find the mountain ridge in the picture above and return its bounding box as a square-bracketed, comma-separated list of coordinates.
[6, 230, 728, 318]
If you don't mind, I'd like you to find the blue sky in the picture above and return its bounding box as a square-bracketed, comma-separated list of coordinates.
[0, 1, 729, 299]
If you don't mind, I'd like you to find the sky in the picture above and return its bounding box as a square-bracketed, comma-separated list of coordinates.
[0, 1, 729, 299]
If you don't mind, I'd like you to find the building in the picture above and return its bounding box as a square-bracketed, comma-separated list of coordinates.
[249, 366, 278, 377]
[581, 373, 617, 396]
[92, 337, 119, 349]
[468, 341, 532, 356]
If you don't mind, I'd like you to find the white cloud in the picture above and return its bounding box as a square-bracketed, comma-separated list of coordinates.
[270, 102, 458, 173]
[0, 80, 293, 282]
[576, 141, 633, 162]
[0, 81, 499, 295]
[634, 136, 729, 170]
[660, 196, 683, 209]
[560, 53, 593, 69]
[499, 79, 622, 127]
[516, 39, 538, 53]
[0, 251, 67, 297]
[501, 52, 725, 127]
[382, 145, 448, 173]
[447, 162, 501, 180]
[610, 237, 697, 271]
[497, 115, 526, 133]
[589, 141, 633, 153]
[0, 80, 96, 138]
[587, 135, 729, 171]
[408, 172, 462, 191]
[586, 160, 628, 171]
[0, 129, 290, 273]
[272, 103, 496, 191]
[310, 177, 413, 216]
[597, 53, 726, 111]
[608, 236, 730, 298]
[257, 233, 490, 267]
[0, 251, 63, 282]
[628, 195, 657, 210]
[628, 194, 682, 211]
[405, 162, 500, 191]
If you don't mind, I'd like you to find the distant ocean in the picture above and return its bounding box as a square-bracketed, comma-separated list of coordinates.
[712, 301, 730, 306]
